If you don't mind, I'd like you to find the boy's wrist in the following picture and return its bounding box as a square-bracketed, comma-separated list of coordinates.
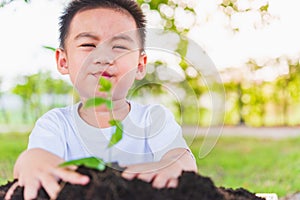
[161, 148, 197, 172]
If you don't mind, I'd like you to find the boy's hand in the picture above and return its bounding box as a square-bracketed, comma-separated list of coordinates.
[121, 148, 197, 189]
[5, 148, 89, 200]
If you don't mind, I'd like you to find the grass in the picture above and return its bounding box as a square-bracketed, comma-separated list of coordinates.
[189, 136, 300, 198]
[0, 132, 300, 198]
[0, 133, 28, 185]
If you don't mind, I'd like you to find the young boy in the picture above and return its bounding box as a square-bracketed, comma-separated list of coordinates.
[5, 0, 197, 199]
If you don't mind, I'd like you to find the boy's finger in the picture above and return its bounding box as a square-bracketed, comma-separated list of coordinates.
[40, 174, 61, 200]
[137, 172, 155, 183]
[24, 179, 41, 200]
[63, 165, 78, 171]
[121, 170, 137, 180]
[166, 178, 178, 188]
[152, 175, 168, 189]
[4, 181, 18, 200]
[52, 168, 89, 185]
[122, 164, 156, 174]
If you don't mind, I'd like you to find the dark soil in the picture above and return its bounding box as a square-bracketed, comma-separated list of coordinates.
[0, 166, 264, 200]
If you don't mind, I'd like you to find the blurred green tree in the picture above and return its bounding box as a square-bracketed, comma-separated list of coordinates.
[8, 0, 298, 127]
[0, 77, 10, 123]
[11, 71, 72, 123]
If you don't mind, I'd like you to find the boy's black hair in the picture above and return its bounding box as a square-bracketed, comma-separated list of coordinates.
[59, 0, 146, 50]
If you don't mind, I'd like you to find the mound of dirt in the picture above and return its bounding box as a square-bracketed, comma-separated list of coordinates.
[0, 166, 264, 200]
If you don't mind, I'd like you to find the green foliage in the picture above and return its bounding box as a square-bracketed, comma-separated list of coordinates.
[99, 77, 112, 92]
[2, 133, 300, 197]
[260, 3, 269, 12]
[108, 120, 123, 148]
[191, 136, 300, 197]
[42, 45, 56, 52]
[84, 78, 113, 109]
[0, 133, 28, 184]
[59, 157, 106, 171]
[61, 77, 123, 170]
[84, 97, 112, 109]
[85, 77, 123, 147]
[221, 59, 300, 126]
[2, 0, 298, 127]
[10, 71, 73, 123]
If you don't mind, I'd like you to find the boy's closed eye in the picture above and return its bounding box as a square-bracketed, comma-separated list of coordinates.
[112, 45, 129, 50]
[79, 43, 129, 50]
[80, 43, 96, 48]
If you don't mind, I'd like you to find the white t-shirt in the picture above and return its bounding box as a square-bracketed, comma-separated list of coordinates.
[28, 101, 189, 165]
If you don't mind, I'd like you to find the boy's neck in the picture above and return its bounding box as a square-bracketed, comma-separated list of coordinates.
[78, 99, 130, 128]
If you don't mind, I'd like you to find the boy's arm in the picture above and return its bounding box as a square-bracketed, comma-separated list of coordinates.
[5, 148, 89, 200]
[122, 148, 197, 188]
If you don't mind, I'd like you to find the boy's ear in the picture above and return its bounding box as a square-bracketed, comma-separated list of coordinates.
[135, 53, 147, 80]
[56, 48, 69, 75]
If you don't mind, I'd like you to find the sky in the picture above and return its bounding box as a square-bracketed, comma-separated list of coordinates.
[0, 0, 300, 91]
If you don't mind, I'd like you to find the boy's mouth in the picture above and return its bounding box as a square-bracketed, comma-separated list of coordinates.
[101, 71, 112, 78]
[92, 71, 112, 78]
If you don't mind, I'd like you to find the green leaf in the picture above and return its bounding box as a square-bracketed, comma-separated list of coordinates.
[260, 3, 269, 12]
[84, 97, 110, 108]
[108, 120, 123, 148]
[59, 157, 106, 171]
[99, 77, 112, 92]
[42, 45, 56, 52]
[105, 100, 113, 110]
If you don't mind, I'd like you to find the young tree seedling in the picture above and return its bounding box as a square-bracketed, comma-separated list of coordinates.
[60, 77, 123, 170]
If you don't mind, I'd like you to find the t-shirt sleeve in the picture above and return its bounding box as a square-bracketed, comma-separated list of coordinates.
[27, 110, 66, 158]
[146, 105, 189, 161]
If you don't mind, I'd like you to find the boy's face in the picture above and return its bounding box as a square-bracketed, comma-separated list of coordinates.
[56, 8, 147, 101]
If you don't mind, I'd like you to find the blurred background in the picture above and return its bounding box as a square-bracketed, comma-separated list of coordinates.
[1, 0, 300, 128]
[1, 0, 300, 198]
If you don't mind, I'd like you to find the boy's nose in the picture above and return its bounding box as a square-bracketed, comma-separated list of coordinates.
[93, 55, 114, 66]
[95, 58, 113, 65]
[91, 44, 114, 65]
